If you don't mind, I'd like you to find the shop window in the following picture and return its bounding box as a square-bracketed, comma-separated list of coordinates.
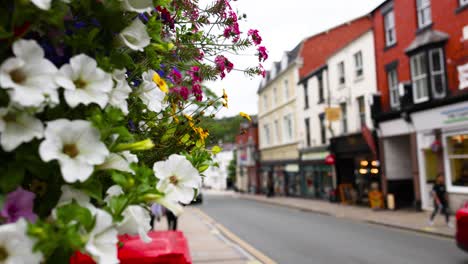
[446, 134, 468, 186]
[384, 10, 397, 47]
[416, 0, 432, 29]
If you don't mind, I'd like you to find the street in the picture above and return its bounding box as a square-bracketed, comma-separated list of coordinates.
[199, 194, 467, 264]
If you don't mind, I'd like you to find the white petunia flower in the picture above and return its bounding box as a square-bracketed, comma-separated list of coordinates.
[155, 196, 184, 217]
[0, 108, 43, 151]
[57, 185, 91, 207]
[138, 70, 166, 112]
[119, 19, 151, 51]
[0, 39, 58, 107]
[104, 185, 124, 204]
[85, 208, 119, 264]
[0, 218, 43, 264]
[119, 0, 154, 13]
[39, 119, 109, 183]
[108, 69, 132, 115]
[55, 54, 113, 109]
[97, 151, 138, 174]
[30, 0, 51, 10]
[117, 205, 152, 243]
[153, 154, 201, 204]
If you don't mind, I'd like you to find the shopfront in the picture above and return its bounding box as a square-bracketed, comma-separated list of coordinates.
[412, 101, 468, 211]
[330, 132, 380, 205]
[299, 148, 334, 200]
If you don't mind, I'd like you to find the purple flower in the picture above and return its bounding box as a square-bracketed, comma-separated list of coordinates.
[248, 29, 262, 45]
[257, 46, 268, 62]
[171, 86, 189, 100]
[1, 187, 37, 223]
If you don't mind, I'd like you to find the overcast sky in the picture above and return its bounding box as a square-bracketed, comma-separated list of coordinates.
[206, 0, 385, 118]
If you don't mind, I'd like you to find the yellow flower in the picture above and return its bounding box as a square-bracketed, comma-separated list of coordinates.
[152, 72, 168, 93]
[184, 114, 193, 122]
[239, 112, 251, 122]
[222, 101, 228, 108]
[222, 89, 228, 100]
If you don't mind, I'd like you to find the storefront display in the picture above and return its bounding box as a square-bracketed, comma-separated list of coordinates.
[446, 133, 468, 187]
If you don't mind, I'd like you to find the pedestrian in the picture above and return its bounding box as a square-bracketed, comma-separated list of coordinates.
[429, 173, 452, 228]
[150, 203, 164, 230]
[166, 208, 178, 230]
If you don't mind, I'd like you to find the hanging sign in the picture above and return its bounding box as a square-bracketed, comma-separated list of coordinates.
[325, 107, 341, 122]
[324, 154, 336, 165]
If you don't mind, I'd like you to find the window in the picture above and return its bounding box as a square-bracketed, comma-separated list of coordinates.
[318, 74, 324, 102]
[416, 0, 432, 29]
[384, 10, 396, 46]
[274, 120, 280, 144]
[304, 83, 309, 109]
[284, 79, 289, 100]
[357, 96, 366, 127]
[319, 113, 326, 144]
[446, 134, 468, 187]
[263, 124, 270, 145]
[305, 118, 311, 147]
[273, 87, 278, 105]
[387, 69, 400, 109]
[461, 0, 468, 6]
[354, 51, 363, 78]
[429, 48, 446, 98]
[263, 94, 268, 111]
[340, 103, 347, 133]
[338, 61, 345, 85]
[410, 52, 429, 103]
[283, 114, 293, 142]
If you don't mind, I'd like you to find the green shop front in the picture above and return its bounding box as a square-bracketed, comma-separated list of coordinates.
[299, 146, 334, 200]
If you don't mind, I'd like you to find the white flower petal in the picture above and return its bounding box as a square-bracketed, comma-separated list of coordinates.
[120, 0, 154, 13]
[86, 209, 119, 264]
[60, 158, 94, 183]
[13, 39, 45, 61]
[120, 19, 151, 51]
[0, 219, 43, 264]
[0, 111, 44, 151]
[57, 185, 91, 207]
[117, 205, 152, 243]
[30, 0, 52, 10]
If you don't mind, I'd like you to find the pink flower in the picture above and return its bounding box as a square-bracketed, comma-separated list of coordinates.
[192, 83, 203, 101]
[171, 86, 189, 100]
[188, 66, 201, 83]
[259, 64, 266, 78]
[257, 46, 268, 62]
[1, 187, 37, 223]
[248, 29, 262, 45]
[215, 55, 234, 79]
[169, 68, 182, 84]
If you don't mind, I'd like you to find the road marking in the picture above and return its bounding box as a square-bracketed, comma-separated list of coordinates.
[193, 208, 278, 264]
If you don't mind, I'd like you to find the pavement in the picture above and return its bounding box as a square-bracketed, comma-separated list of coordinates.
[235, 192, 455, 238]
[200, 194, 466, 264]
[153, 206, 272, 264]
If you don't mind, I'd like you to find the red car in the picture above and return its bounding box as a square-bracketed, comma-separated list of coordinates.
[456, 202, 468, 252]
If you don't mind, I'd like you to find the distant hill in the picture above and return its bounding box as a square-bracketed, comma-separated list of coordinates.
[200, 115, 250, 145]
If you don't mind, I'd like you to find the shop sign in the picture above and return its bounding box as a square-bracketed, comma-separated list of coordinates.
[458, 63, 468, 90]
[411, 101, 468, 131]
[285, 164, 299, 173]
[324, 154, 336, 165]
[325, 107, 341, 122]
[442, 106, 468, 125]
[302, 151, 328, 161]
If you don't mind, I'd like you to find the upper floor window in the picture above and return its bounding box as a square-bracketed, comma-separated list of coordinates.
[410, 52, 429, 103]
[338, 61, 345, 85]
[305, 118, 311, 147]
[284, 79, 289, 100]
[263, 124, 271, 145]
[410, 48, 447, 103]
[354, 51, 363, 78]
[283, 114, 294, 142]
[303, 83, 309, 109]
[319, 113, 326, 144]
[340, 103, 348, 134]
[384, 10, 396, 46]
[416, 0, 432, 29]
[274, 119, 280, 144]
[387, 68, 400, 109]
[318, 74, 325, 103]
[461, 0, 468, 7]
[273, 87, 278, 105]
[263, 94, 268, 111]
[357, 96, 366, 127]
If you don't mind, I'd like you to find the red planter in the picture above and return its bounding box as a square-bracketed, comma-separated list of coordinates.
[70, 231, 191, 264]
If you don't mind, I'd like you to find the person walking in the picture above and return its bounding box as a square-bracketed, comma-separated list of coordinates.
[166, 208, 178, 230]
[150, 203, 163, 230]
[429, 173, 452, 228]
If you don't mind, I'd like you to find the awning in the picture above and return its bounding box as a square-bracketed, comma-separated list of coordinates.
[405, 29, 449, 54]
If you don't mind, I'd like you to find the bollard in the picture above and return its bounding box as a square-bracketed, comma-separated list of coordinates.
[387, 194, 395, 210]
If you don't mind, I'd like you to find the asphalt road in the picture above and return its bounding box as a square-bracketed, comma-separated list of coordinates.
[198, 194, 467, 264]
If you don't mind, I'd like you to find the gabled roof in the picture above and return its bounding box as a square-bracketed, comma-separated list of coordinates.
[258, 41, 303, 94]
[299, 15, 373, 81]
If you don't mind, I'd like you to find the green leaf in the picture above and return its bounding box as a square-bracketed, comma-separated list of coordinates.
[56, 203, 94, 231]
[108, 195, 128, 217]
[0, 164, 25, 193]
[211, 145, 222, 155]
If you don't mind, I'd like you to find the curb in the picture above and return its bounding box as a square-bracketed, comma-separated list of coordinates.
[192, 208, 277, 264]
[238, 195, 454, 239]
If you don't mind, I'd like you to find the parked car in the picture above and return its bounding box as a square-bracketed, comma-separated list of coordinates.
[456, 202, 468, 252]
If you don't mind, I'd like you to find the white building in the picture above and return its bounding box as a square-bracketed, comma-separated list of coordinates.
[204, 144, 234, 190]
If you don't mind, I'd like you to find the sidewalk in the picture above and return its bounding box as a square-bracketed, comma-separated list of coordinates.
[237, 193, 454, 238]
[153, 207, 271, 264]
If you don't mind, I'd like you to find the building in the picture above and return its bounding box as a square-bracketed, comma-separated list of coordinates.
[296, 16, 374, 201]
[371, 0, 468, 210]
[204, 143, 235, 191]
[235, 119, 260, 193]
[257, 43, 302, 196]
